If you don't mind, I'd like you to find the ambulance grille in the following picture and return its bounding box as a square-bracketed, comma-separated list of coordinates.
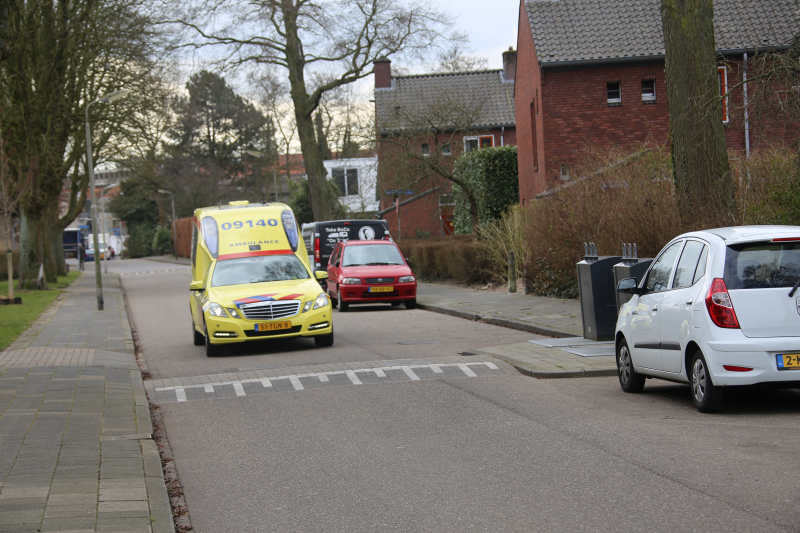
[239, 300, 301, 320]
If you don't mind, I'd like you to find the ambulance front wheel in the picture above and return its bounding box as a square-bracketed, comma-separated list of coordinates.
[315, 329, 334, 347]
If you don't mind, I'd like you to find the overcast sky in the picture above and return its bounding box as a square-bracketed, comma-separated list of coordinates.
[436, 0, 521, 69]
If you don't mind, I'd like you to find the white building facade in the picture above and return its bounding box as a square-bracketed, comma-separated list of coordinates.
[323, 157, 379, 215]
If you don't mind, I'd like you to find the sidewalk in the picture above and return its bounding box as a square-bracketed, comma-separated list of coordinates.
[0, 272, 173, 532]
[416, 282, 617, 379]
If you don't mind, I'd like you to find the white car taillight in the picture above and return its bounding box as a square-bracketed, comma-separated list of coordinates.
[705, 278, 740, 329]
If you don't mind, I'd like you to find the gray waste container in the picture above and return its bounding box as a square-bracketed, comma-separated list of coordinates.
[612, 243, 653, 314]
[576, 243, 622, 341]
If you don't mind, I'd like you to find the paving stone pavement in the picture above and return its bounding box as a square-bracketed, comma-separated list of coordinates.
[0, 273, 173, 533]
[416, 282, 584, 338]
[145, 356, 518, 404]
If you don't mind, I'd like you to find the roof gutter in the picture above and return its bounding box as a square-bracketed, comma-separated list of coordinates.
[540, 45, 792, 70]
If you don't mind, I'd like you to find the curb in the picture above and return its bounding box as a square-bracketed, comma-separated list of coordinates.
[468, 350, 618, 380]
[415, 302, 579, 339]
[144, 255, 191, 266]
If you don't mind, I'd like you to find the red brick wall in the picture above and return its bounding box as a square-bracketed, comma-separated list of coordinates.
[514, 0, 545, 203]
[376, 127, 515, 236]
[380, 188, 451, 240]
[515, 33, 800, 200]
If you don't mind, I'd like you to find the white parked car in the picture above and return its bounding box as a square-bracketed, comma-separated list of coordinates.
[615, 226, 800, 412]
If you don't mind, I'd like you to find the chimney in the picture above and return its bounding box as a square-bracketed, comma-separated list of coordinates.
[502, 47, 516, 82]
[374, 57, 392, 89]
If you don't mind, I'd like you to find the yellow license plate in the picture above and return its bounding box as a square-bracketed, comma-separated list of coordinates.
[369, 286, 393, 293]
[777, 354, 800, 370]
[255, 321, 291, 332]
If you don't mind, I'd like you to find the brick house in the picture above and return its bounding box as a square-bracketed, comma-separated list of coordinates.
[374, 53, 517, 238]
[515, 0, 800, 202]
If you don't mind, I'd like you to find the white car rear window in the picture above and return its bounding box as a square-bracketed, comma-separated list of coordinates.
[724, 242, 800, 289]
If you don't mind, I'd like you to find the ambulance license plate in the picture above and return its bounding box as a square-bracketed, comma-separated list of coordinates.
[255, 321, 291, 332]
[777, 353, 800, 370]
[369, 286, 393, 293]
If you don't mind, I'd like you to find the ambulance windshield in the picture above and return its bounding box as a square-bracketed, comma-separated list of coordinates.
[211, 255, 310, 287]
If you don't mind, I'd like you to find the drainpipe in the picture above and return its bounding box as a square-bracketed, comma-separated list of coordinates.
[501, 126, 505, 147]
[743, 52, 751, 183]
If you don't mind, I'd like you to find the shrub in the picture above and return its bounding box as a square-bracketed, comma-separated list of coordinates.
[475, 205, 531, 283]
[152, 225, 173, 255]
[397, 235, 490, 284]
[452, 145, 518, 234]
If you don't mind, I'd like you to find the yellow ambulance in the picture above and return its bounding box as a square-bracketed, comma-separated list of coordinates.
[189, 201, 333, 356]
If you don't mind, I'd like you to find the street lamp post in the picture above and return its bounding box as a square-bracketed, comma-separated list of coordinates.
[101, 182, 119, 274]
[85, 89, 129, 311]
[158, 189, 177, 260]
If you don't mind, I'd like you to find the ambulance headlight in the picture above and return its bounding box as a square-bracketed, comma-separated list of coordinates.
[313, 292, 329, 310]
[204, 302, 228, 317]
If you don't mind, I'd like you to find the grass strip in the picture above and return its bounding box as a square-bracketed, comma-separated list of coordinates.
[0, 271, 81, 351]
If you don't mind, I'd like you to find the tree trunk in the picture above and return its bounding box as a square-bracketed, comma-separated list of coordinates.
[661, 0, 736, 224]
[4, 214, 12, 300]
[295, 111, 333, 220]
[17, 206, 60, 290]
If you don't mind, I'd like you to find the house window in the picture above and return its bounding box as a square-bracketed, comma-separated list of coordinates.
[560, 165, 570, 181]
[331, 168, 359, 197]
[718, 66, 729, 123]
[642, 80, 656, 102]
[421, 143, 430, 156]
[607, 82, 621, 104]
[464, 136, 494, 153]
[346, 169, 358, 196]
[442, 144, 451, 156]
[530, 102, 538, 171]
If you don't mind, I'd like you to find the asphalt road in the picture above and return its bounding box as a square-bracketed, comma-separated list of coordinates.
[116, 258, 800, 533]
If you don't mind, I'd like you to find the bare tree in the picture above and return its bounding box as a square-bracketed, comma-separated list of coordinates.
[378, 82, 493, 232]
[165, 0, 460, 221]
[0, 130, 30, 299]
[660, 0, 735, 222]
[0, 0, 168, 287]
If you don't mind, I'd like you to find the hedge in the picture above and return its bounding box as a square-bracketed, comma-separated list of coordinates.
[452, 145, 519, 234]
[397, 236, 490, 284]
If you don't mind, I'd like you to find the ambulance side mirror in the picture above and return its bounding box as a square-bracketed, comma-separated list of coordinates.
[315, 271, 328, 280]
[190, 281, 205, 292]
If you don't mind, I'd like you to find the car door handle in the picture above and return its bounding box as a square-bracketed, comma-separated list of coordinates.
[686, 299, 693, 306]
[652, 305, 658, 312]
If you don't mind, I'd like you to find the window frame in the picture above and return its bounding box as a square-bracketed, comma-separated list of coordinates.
[641, 79, 656, 102]
[644, 240, 684, 293]
[607, 81, 622, 105]
[718, 66, 729, 123]
[671, 239, 709, 290]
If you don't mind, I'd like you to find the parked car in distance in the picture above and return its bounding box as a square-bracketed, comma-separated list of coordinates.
[84, 244, 105, 261]
[326, 240, 416, 312]
[302, 220, 392, 288]
[615, 225, 800, 413]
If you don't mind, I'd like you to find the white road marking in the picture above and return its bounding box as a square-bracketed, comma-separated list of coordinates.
[457, 363, 477, 378]
[154, 362, 501, 402]
[345, 370, 363, 385]
[400, 366, 420, 381]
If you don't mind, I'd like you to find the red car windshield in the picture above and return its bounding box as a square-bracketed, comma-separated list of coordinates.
[342, 244, 404, 267]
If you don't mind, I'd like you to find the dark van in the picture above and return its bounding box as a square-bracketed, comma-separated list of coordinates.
[302, 219, 392, 274]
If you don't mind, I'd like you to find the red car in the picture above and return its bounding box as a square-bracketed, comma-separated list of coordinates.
[326, 240, 417, 312]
